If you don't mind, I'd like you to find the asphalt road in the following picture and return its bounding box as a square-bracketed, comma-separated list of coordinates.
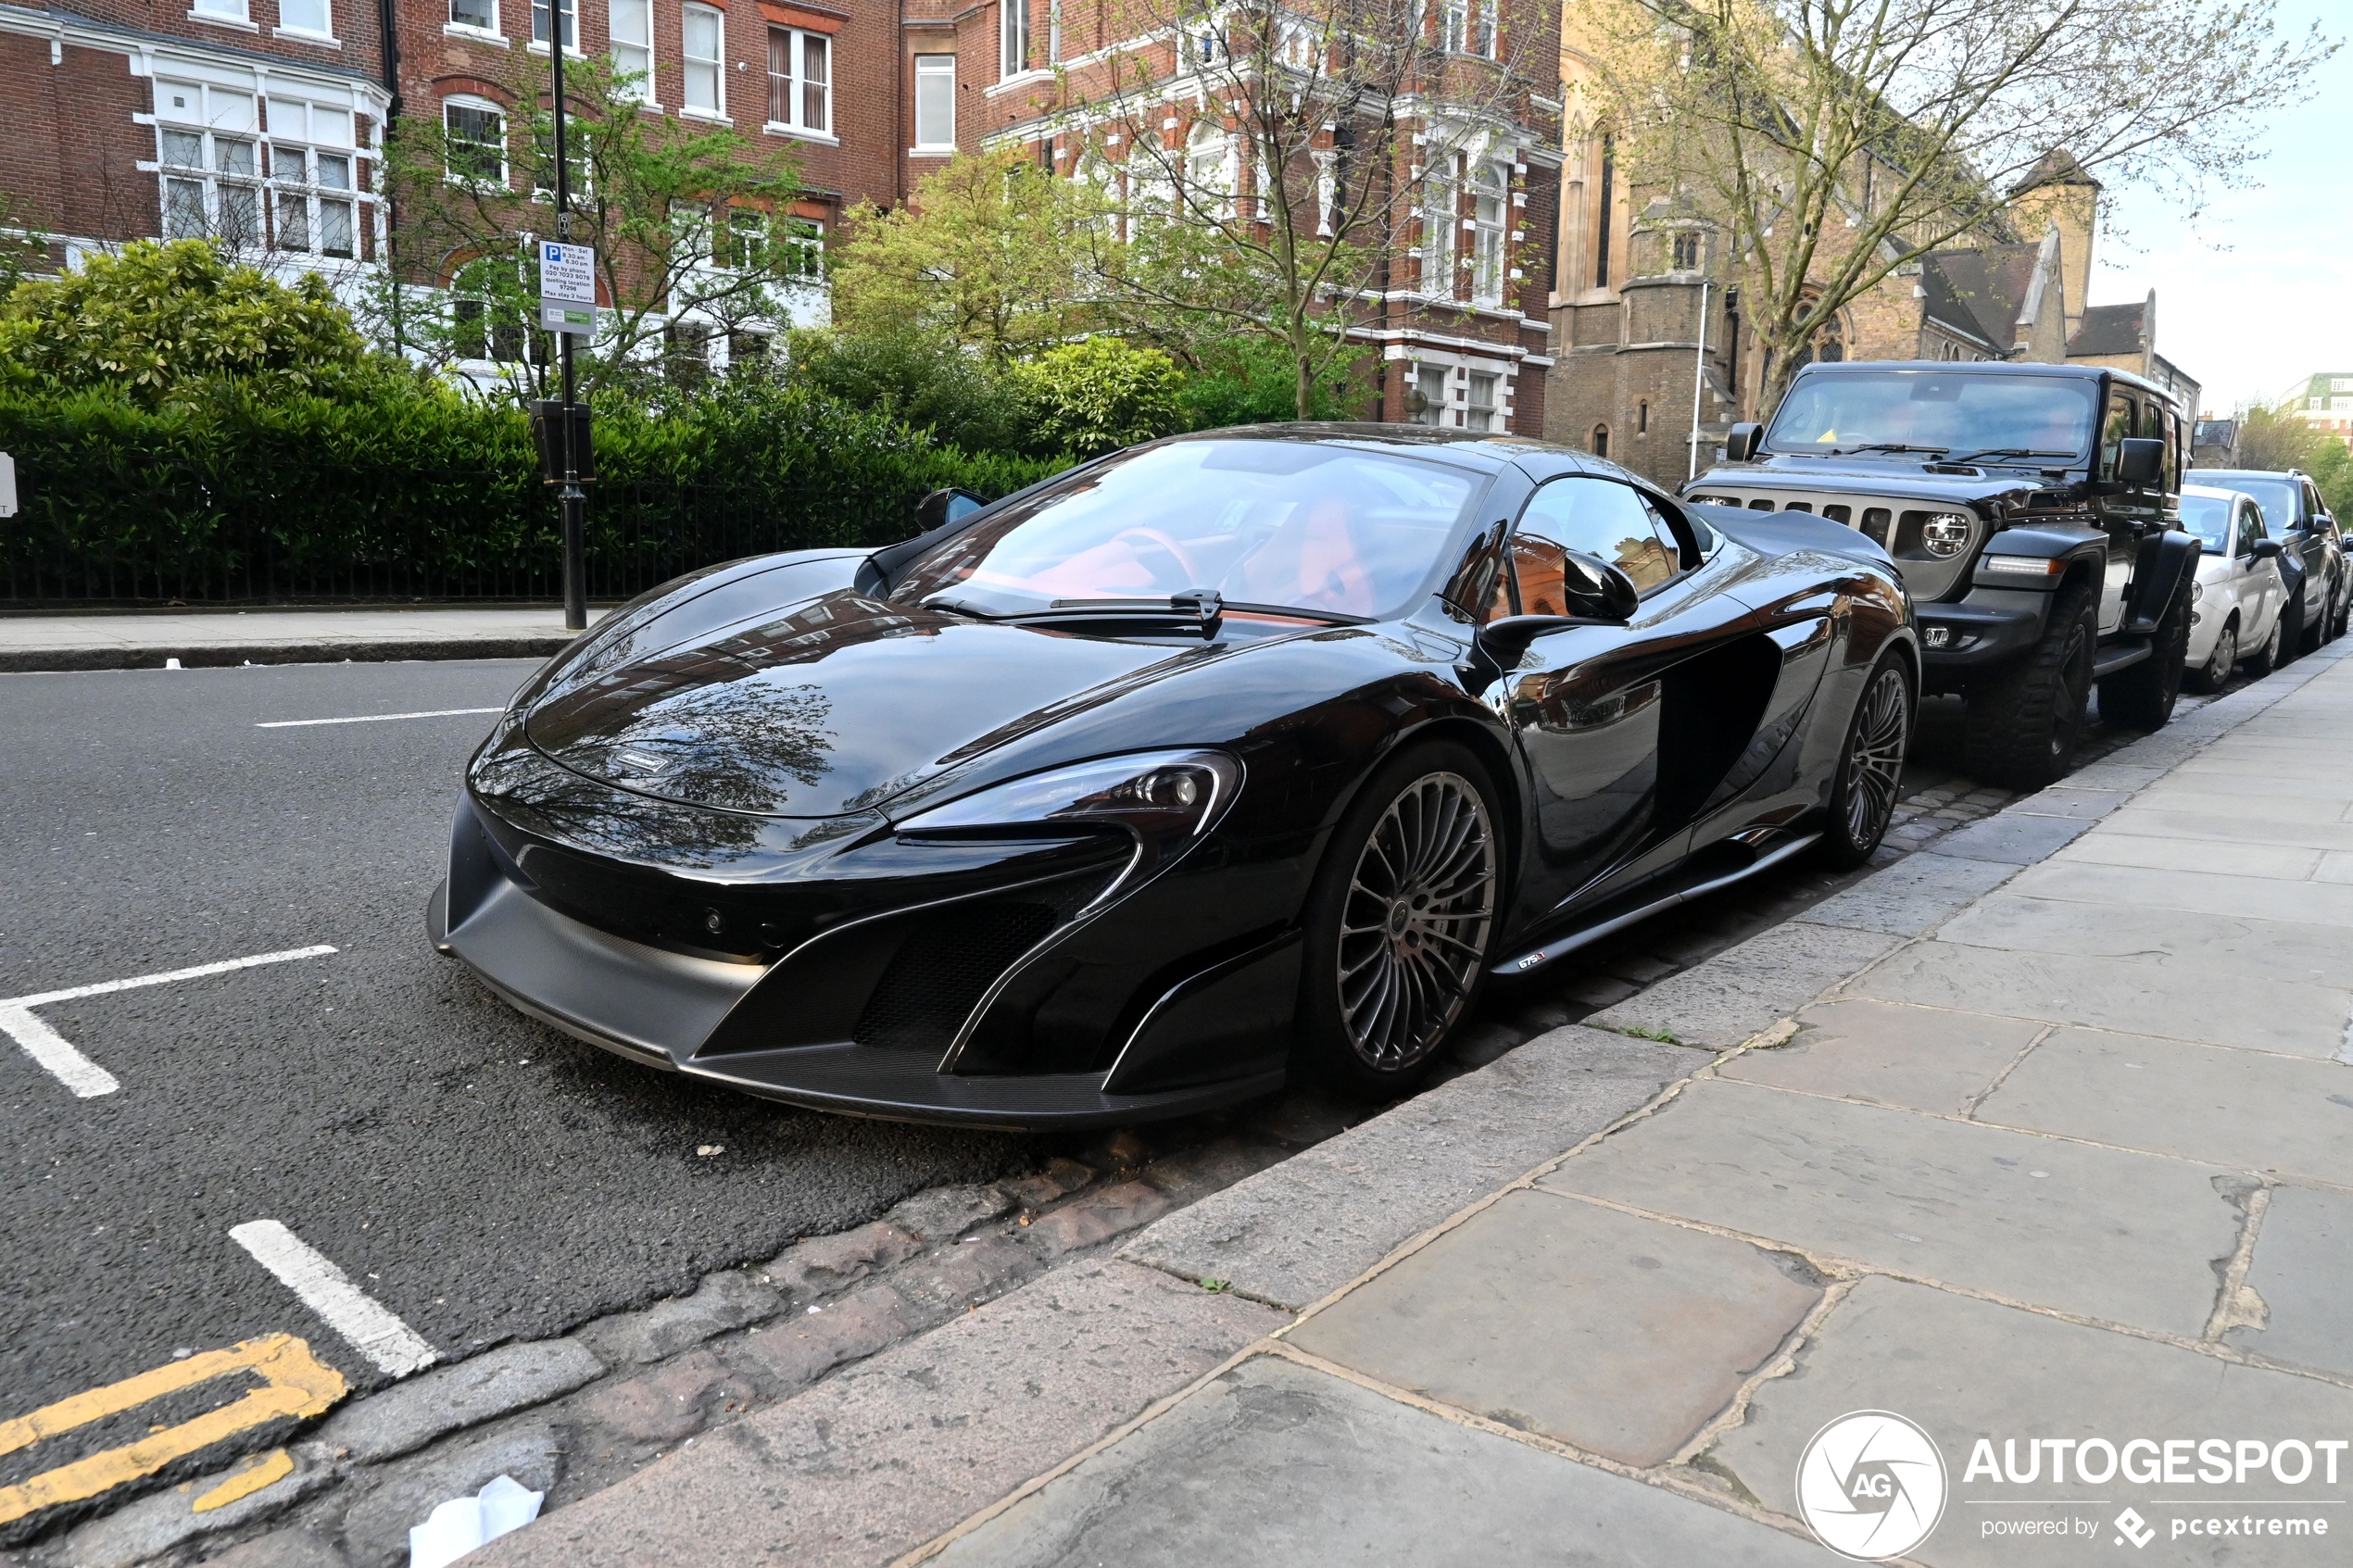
[0, 659, 1035, 1427]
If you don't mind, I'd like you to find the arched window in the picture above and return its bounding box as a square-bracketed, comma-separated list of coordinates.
[1470, 160, 1508, 305]
[1186, 121, 1232, 212]
[1592, 424, 1610, 458]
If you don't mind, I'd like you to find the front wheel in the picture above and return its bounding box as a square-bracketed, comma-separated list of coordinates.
[1297, 741, 1502, 1098]
[1962, 577, 2096, 790]
[2183, 616, 2236, 695]
[1819, 653, 1914, 870]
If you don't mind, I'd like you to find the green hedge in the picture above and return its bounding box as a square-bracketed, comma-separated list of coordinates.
[0, 381, 1066, 605]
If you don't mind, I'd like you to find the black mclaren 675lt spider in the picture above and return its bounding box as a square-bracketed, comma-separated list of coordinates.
[430, 425, 1916, 1128]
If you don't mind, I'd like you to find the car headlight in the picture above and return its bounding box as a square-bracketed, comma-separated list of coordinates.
[1921, 514, 1973, 558]
[895, 750, 1242, 843]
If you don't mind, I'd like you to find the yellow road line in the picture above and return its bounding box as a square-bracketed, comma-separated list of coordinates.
[0, 1336, 344, 1526]
[193, 1448, 295, 1513]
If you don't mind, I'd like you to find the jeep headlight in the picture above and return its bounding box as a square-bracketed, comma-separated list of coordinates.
[1921, 514, 1972, 558]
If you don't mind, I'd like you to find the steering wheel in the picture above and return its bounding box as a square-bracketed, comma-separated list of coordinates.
[1112, 527, 1200, 590]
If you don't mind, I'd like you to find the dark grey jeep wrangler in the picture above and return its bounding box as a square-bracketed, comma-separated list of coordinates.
[1685, 361, 2199, 788]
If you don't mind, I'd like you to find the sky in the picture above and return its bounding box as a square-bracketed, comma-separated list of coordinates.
[2094, 1, 2351, 415]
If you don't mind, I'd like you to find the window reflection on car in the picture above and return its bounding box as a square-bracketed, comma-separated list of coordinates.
[888, 440, 1479, 622]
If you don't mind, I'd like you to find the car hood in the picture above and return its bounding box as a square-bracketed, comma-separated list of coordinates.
[522, 589, 1244, 817]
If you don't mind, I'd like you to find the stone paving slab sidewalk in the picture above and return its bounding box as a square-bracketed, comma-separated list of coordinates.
[885, 643, 2353, 1568]
[0, 608, 606, 671]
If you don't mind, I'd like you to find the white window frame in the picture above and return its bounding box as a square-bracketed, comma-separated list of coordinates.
[442, 94, 510, 188]
[1185, 120, 1234, 218]
[1424, 162, 1457, 297]
[610, 0, 656, 103]
[276, 0, 334, 39]
[683, 3, 726, 119]
[1001, 0, 1029, 78]
[191, 0, 255, 26]
[530, 0, 577, 51]
[1469, 159, 1506, 307]
[447, 0, 497, 34]
[912, 54, 956, 151]
[155, 83, 371, 258]
[766, 27, 832, 138]
[1047, 0, 1061, 63]
[1466, 371, 1497, 433]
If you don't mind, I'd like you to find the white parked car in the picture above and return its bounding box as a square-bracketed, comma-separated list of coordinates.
[2180, 483, 2290, 692]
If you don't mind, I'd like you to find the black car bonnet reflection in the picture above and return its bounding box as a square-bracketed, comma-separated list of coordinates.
[523, 589, 1258, 817]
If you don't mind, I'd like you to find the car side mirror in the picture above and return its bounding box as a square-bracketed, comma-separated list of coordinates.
[2116, 438, 2163, 486]
[1476, 552, 1639, 667]
[916, 487, 986, 534]
[1726, 422, 1765, 462]
[2251, 538, 2284, 560]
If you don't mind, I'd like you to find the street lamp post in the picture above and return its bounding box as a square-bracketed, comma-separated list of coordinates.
[550, 4, 586, 632]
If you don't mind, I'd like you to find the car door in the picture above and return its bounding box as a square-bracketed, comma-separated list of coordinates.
[2094, 386, 2152, 633]
[2298, 478, 2332, 617]
[1487, 474, 1761, 916]
[2240, 502, 2280, 641]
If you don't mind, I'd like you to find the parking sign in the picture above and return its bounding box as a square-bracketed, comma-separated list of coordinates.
[538, 242, 597, 335]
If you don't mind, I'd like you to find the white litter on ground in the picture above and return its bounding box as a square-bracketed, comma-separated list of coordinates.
[409, 1474, 543, 1568]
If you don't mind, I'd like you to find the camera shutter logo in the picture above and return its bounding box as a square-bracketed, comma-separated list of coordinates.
[1794, 1410, 1948, 1561]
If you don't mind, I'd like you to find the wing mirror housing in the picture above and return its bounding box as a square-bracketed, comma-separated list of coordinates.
[2116, 438, 2164, 487]
[2251, 538, 2284, 559]
[916, 487, 987, 534]
[1476, 552, 1640, 667]
[1725, 422, 1765, 462]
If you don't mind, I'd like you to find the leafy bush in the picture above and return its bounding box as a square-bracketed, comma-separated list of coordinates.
[1010, 337, 1187, 457]
[1180, 336, 1367, 430]
[786, 325, 1026, 454]
[0, 376, 1065, 605]
[0, 240, 380, 405]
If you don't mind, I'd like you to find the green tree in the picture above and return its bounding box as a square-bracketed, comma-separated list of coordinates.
[2302, 437, 2353, 521]
[384, 54, 810, 402]
[0, 239, 374, 404]
[785, 322, 1026, 452]
[2232, 399, 2325, 472]
[828, 152, 1108, 362]
[0, 185, 49, 294]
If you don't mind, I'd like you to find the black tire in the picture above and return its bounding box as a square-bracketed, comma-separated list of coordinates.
[1297, 740, 1502, 1098]
[2099, 577, 2190, 732]
[2183, 613, 2236, 696]
[2331, 578, 2349, 642]
[2278, 596, 2306, 667]
[1819, 651, 1914, 870]
[1962, 576, 2096, 790]
[2299, 586, 2324, 654]
[2245, 608, 2284, 679]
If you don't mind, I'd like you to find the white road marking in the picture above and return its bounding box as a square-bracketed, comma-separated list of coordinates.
[230, 1220, 438, 1377]
[255, 708, 503, 728]
[0, 1006, 119, 1097]
[0, 945, 336, 1097]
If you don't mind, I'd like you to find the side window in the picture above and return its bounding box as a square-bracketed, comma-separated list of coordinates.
[2302, 481, 2324, 525]
[2237, 505, 2259, 558]
[2159, 408, 2181, 491]
[1510, 477, 1682, 610]
[2098, 392, 2136, 481]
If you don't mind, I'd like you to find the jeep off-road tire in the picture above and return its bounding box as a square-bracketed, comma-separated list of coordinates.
[1961, 577, 2096, 790]
[2099, 578, 2191, 732]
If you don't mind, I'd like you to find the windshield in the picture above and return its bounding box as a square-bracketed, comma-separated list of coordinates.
[1766, 371, 2099, 460]
[2203, 476, 2299, 531]
[887, 439, 1483, 621]
[2179, 494, 2234, 551]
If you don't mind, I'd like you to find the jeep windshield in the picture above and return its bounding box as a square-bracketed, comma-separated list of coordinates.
[1765, 371, 2099, 462]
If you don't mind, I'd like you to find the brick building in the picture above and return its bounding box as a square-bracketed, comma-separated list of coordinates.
[928, 0, 1564, 433]
[4, 0, 1562, 431]
[1, 0, 395, 273]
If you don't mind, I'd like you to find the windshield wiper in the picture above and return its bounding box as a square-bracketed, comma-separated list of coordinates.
[1944, 448, 2078, 465]
[1831, 443, 1951, 457]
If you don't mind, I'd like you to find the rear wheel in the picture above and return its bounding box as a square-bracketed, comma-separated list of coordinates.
[2301, 583, 2325, 653]
[2184, 615, 2236, 695]
[1819, 653, 1913, 870]
[2100, 578, 2190, 732]
[2245, 609, 2284, 679]
[1962, 577, 2096, 790]
[1298, 742, 1501, 1098]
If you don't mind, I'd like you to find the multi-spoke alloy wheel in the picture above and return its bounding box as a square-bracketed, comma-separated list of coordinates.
[1334, 771, 1497, 1072]
[1843, 668, 1908, 846]
[1823, 654, 1915, 870]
